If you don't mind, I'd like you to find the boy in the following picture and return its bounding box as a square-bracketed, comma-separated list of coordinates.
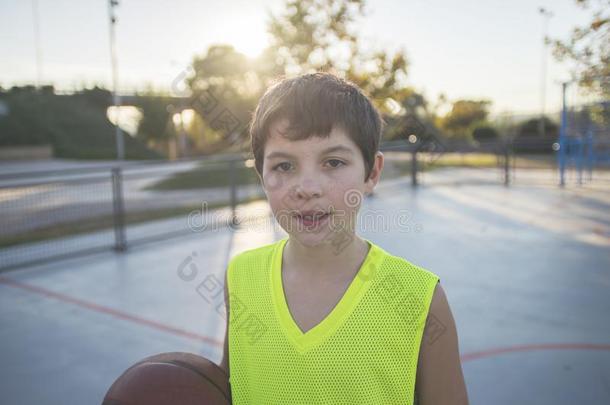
[220, 72, 468, 404]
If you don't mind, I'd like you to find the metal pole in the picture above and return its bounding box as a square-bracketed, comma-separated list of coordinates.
[559, 82, 568, 187]
[411, 148, 418, 187]
[504, 140, 510, 186]
[108, 0, 124, 160]
[32, 0, 43, 88]
[538, 7, 553, 138]
[111, 167, 127, 251]
[577, 133, 584, 185]
[229, 159, 238, 227]
[586, 128, 594, 181]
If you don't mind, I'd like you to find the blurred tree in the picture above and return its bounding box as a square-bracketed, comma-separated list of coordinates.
[513, 117, 559, 153]
[518, 117, 559, 138]
[267, 0, 411, 113]
[135, 91, 173, 146]
[549, 0, 609, 98]
[186, 45, 267, 153]
[189, 45, 258, 99]
[185, 0, 429, 151]
[0, 86, 160, 159]
[267, 0, 363, 73]
[472, 125, 499, 143]
[439, 99, 492, 141]
[74, 86, 112, 109]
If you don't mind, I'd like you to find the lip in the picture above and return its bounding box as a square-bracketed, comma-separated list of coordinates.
[293, 212, 331, 229]
[297, 210, 328, 217]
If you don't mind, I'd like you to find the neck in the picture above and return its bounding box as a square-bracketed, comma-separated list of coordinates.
[284, 234, 370, 278]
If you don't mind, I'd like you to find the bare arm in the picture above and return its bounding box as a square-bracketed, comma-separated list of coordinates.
[415, 283, 469, 405]
[219, 267, 230, 377]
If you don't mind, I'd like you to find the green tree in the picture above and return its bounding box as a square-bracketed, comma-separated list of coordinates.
[550, 0, 609, 98]
[513, 117, 558, 153]
[136, 92, 174, 145]
[472, 125, 499, 143]
[267, 0, 410, 112]
[186, 44, 264, 153]
[0, 86, 159, 159]
[185, 0, 425, 150]
[439, 99, 492, 141]
[267, 0, 364, 73]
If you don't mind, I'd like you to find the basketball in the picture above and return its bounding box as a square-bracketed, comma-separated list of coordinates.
[102, 352, 231, 405]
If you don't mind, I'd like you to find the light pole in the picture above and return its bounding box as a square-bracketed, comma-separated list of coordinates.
[32, 0, 43, 88]
[538, 7, 554, 138]
[108, 0, 124, 160]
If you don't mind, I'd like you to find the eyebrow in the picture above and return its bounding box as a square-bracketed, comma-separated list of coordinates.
[265, 145, 354, 160]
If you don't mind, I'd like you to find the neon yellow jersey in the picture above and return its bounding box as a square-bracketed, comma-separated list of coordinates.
[227, 237, 440, 404]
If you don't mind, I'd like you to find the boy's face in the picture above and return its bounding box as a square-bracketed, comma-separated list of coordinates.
[260, 118, 383, 248]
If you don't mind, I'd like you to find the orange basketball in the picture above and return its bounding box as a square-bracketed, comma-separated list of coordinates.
[102, 352, 231, 405]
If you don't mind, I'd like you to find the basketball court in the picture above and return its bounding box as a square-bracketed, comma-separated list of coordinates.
[1, 169, 609, 404]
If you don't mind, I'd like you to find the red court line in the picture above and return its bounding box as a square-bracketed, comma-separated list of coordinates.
[2, 276, 609, 362]
[0, 275, 223, 348]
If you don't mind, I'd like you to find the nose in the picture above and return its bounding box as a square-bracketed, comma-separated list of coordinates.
[293, 177, 322, 200]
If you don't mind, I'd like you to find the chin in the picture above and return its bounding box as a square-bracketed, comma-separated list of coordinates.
[285, 222, 333, 247]
[290, 232, 329, 247]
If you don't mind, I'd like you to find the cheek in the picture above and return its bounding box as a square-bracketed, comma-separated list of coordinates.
[331, 166, 365, 193]
[262, 171, 290, 204]
[328, 181, 365, 213]
[261, 169, 284, 193]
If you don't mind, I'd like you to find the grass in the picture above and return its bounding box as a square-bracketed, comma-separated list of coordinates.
[427, 152, 500, 168]
[387, 152, 562, 176]
[387, 152, 499, 176]
[143, 161, 260, 191]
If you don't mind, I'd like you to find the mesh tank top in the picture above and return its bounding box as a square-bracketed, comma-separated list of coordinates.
[226, 237, 440, 404]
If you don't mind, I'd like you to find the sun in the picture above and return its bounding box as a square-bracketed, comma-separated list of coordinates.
[225, 20, 270, 58]
[232, 36, 269, 58]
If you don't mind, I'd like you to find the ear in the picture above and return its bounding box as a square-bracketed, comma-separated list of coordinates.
[364, 151, 384, 195]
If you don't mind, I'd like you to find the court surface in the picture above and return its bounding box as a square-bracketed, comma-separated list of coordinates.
[1, 168, 609, 404]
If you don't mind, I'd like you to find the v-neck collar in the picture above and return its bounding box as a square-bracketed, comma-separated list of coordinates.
[271, 236, 380, 353]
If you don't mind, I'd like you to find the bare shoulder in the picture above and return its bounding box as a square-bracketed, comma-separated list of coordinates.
[415, 283, 469, 405]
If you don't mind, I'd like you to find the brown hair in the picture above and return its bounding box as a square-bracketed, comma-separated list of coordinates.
[249, 72, 384, 182]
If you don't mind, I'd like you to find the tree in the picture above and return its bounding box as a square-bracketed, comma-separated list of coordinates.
[472, 125, 499, 143]
[0, 86, 159, 159]
[550, 0, 609, 98]
[518, 117, 559, 138]
[266, 0, 410, 113]
[136, 92, 173, 145]
[267, 0, 365, 74]
[182, 0, 422, 152]
[513, 117, 559, 153]
[439, 99, 492, 141]
[185, 44, 264, 154]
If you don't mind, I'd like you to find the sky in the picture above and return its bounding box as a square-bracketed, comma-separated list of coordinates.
[0, 0, 599, 116]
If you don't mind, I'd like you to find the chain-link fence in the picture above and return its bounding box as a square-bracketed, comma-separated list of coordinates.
[380, 100, 610, 188]
[0, 154, 270, 271]
[2, 105, 609, 272]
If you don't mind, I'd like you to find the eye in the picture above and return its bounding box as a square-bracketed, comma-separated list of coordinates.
[326, 159, 345, 168]
[272, 162, 292, 172]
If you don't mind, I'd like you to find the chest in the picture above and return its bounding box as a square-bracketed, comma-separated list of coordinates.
[281, 270, 354, 334]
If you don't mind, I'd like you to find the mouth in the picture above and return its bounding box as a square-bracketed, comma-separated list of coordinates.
[293, 211, 331, 228]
